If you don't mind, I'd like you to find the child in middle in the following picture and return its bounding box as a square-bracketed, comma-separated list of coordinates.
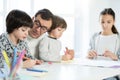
[39, 15, 74, 62]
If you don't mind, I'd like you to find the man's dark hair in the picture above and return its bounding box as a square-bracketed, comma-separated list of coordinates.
[35, 8, 53, 20]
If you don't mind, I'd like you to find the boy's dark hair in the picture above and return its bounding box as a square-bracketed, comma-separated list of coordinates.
[6, 9, 33, 33]
[48, 15, 67, 33]
[35, 8, 53, 20]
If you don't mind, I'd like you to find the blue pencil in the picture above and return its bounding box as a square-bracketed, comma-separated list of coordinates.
[26, 68, 48, 72]
[12, 48, 17, 70]
[11, 50, 26, 77]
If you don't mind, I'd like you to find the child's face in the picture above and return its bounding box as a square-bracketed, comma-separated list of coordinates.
[100, 14, 115, 32]
[50, 27, 65, 39]
[13, 26, 30, 40]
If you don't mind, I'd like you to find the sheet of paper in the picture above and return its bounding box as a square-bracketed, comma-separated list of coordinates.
[19, 74, 39, 80]
[18, 69, 48, 77]
[73, 58, 120, 68]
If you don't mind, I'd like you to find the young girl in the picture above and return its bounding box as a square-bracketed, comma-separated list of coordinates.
[0, 10, 41, 79]
[39, 15, 74, 62]
[87, 8, 120, 61]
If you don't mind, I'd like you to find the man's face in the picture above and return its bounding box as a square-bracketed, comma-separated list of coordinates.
[29, 15, 52, 38]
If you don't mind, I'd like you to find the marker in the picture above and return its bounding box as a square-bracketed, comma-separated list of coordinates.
[64, 47, 69, 55]
[0, 53, 10, 78]
[48, 61, 52, 64]
[0, 69, 7, 79]
[26, 68, 48, 72]
[0, 63, 10, 80]
[2, 50, 10, 68]
[12, 48, 17, 70]
[10, 50, 26, 77]
[0, 68, 4, 77]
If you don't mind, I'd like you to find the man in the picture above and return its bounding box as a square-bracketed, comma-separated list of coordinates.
[26, 9, 53, 59]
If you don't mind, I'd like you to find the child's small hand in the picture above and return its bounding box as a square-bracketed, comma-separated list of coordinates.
[64, 47, 74, 59]
[23, 59, 36, 68]
[68, 49, 74, 59]
[62, 54, 72, 61]
[35, 59, 44, 65]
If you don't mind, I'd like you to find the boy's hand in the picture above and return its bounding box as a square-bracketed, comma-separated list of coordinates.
[35, 59, 44, 65]
[62, 54, 72, 61]
[23, 59, 36, 68]
[64, 47, 74, 59]
[68, 49, 74, 59]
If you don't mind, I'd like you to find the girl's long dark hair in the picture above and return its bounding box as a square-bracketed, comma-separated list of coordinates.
[100, 8, 118, 34]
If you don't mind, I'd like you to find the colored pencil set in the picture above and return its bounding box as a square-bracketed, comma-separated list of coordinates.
[1, 48, 26, 79]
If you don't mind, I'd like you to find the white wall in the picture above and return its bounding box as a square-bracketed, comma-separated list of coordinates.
[75, 0, 120, 57]
[89, 0, 120, 36]
[0, 0, 75, 56]
[1, 0, 120, 57]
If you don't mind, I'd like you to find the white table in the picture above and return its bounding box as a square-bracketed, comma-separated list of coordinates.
[1, 58, 120, 80]
[19, 59, 120, 80]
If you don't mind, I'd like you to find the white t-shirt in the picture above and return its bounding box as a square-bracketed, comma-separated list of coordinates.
[26, 34, 45, 59]
[95, 34, 119, 55]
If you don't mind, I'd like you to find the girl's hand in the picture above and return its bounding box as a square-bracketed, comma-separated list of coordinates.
[87, 50, 97, 59]
[103, 50, 118, 61]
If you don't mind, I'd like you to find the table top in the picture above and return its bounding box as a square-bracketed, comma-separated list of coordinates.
[1, 58, 120, 80]
[19, 58, 120, 80]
